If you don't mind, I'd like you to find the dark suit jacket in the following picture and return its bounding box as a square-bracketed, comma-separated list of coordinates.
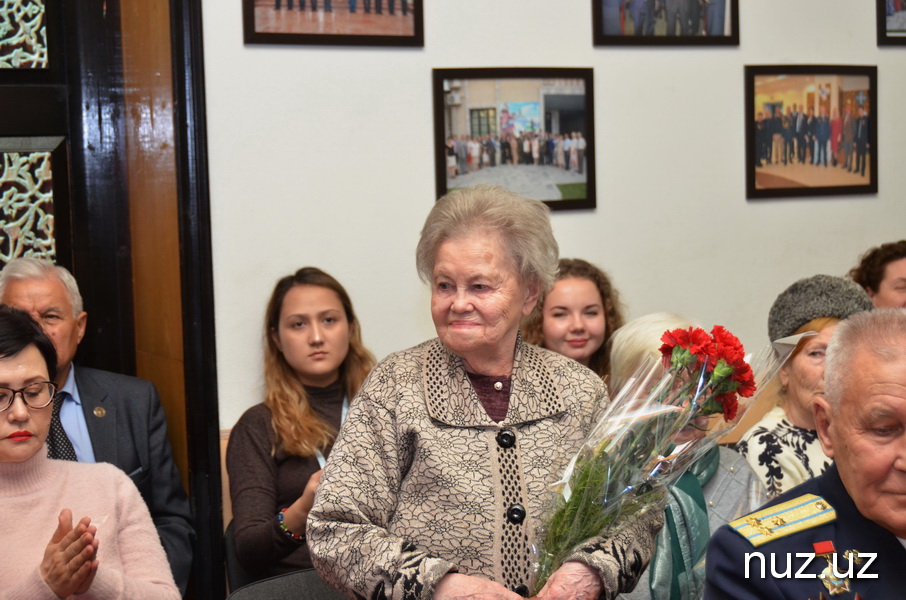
[75, 366, 195, 594]
[794, 112, 807, 137]
[855, 116, 870, 147]
[705, 464, 906, 599]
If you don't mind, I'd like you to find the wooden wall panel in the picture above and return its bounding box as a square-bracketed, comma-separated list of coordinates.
[119, 0, 189, 490]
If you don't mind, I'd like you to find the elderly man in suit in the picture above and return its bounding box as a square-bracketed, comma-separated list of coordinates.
[0, 257, 194, 595]
[705, 309, 906, 599]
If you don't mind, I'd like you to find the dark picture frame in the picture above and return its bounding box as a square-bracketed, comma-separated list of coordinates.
[592, 0, 739, 46]
[745, 65, 878, 200]
[878, 0, 906, 45]
[432, 68, 596, 211]
[242, 0, 423, 47]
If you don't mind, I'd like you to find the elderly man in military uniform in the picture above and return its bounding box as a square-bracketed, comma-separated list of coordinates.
[705, 309, 906, 599]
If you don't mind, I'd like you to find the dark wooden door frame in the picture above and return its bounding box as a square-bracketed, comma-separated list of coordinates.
[0, 0, 136, 375]
[170, 1, 225, 597]
[3, 2, 223, 595]
[63, 0, 137, 378]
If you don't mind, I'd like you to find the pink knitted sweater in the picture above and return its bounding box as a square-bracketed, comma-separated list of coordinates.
[0, 448, 180, 599]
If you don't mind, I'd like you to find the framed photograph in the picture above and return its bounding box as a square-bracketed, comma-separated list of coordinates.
[592, 0, 739, 46]
[243, 0, 424, 47]
[432, 68, 596, 211]
[878, 0, 906, 45]
[745, 65, 878, 200]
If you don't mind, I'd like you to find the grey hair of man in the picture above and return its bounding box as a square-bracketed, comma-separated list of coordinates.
[416, 185, 560, 294]
[0, 257, 84, 316]
[824, 308, 906, 412]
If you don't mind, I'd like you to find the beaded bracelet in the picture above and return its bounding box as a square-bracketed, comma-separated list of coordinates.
[277, 507, 304, 541]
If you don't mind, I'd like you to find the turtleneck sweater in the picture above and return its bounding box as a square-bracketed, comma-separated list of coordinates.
[226, 379, 345, 581]
[0, 447, 179, 599]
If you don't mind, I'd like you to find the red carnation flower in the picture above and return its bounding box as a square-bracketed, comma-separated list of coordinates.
[731, 360, 756, 398]
[718, 392, 739, 421]
[660, 327, 714, 368]
[711, 325, 746, 366]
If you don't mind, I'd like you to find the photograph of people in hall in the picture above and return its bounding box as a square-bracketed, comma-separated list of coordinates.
[593, 0, 738, 45]
[244, 0, 422, 45]
[745, 66, 877, 199]
[433, 69, 596, 210]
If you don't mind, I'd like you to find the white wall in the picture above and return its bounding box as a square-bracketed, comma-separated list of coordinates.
[203, 0, 906, 429]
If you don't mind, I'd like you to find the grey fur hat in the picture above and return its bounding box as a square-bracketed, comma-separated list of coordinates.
[768, 274, 873, 341]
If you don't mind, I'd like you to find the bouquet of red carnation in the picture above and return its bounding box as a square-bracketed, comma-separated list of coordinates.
[533, 325, 791, 592]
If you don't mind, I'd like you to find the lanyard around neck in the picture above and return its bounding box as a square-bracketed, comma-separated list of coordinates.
[315, 395, 348, 469]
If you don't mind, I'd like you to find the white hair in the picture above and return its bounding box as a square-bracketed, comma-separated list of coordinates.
[825, 309, 906, 411]
[416, 185, 559, 294]
[0, 257, 84, 316]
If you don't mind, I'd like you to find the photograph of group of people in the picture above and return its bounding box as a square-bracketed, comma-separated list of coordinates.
[747, 68, 875, 197]
[595, 0, 735, 41]
[435, 71, 594, 208]
[445, 132, 588, 182]
[246, 0, 417, 40]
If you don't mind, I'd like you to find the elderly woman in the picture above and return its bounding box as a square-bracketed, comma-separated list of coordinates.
[735, 274, 872, 498]
[0, 305, 179, 599]
[308, 186, 661, 599]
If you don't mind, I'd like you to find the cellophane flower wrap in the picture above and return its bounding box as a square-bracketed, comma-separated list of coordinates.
[533, 325, 793, 591]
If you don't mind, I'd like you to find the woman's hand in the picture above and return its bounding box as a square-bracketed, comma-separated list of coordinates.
[40, 509, 100, 597]
[535, 561, 601, 600]
[282, 469, 323, 535]
[435, 573, 523, 600]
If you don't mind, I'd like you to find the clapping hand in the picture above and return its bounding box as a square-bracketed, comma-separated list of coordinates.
[282, 469, 323, 535]
[40, 509, 99, 597]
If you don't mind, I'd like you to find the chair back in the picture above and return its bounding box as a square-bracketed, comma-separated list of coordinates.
[223, 520, 257, 593]
[226, 568, 347, 600]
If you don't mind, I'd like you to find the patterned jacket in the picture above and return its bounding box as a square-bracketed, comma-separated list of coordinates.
[736, 406, 831, 499]
[308, 337, 661, 599]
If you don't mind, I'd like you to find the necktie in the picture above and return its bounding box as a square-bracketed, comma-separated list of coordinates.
[47, 394, 77, 461]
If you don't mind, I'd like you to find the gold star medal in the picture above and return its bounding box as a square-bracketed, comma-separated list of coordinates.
[813, 540, 854, 596]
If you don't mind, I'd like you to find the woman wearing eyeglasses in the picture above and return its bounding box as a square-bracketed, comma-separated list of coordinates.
[0, 305, 179, 599]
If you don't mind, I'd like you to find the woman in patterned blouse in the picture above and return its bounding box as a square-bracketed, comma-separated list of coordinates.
[735, 274, 872, 498]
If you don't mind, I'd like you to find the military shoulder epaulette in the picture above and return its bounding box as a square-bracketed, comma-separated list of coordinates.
[727, 493, 836, 548]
